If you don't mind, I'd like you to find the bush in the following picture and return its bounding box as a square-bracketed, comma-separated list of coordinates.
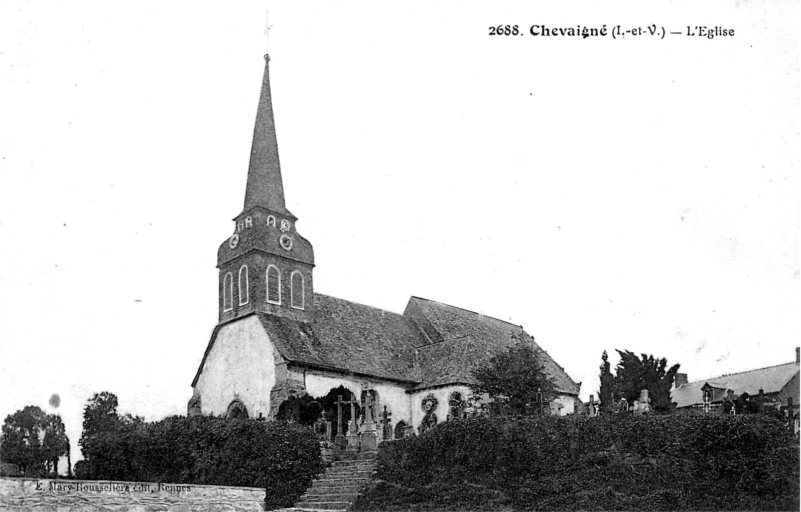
[81, 415, 323, 510]
[357, 414, 799, 511]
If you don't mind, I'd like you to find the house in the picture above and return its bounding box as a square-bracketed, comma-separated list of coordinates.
[672, 348, 800, 418]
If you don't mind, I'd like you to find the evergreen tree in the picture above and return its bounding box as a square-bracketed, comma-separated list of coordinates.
[614, 350, 680, 413]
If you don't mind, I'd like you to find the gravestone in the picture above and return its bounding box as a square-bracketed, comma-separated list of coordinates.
[360, 393, 378, 452]
[633, 389, 652, 415]
[346, 393, 360, 452]
[380, 406, 392, 441]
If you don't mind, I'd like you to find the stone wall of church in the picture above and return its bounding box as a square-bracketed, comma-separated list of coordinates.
[193, 316, 278, 419]
[301, 371, 412, 438]
[409, 385, 472, 433]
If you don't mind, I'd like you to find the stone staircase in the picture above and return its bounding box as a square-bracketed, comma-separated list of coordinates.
[285, 456, 376, 512]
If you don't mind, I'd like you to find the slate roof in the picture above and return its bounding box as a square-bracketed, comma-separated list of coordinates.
[406, 297, 581, 394]
[257, 294, 421, 382]
[193, 294, 581, 395]
[672, 361, 800, 408]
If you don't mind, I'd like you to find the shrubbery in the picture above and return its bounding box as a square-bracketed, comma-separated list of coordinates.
[80, 414, 323, 510]
[356, 414, 799, 511]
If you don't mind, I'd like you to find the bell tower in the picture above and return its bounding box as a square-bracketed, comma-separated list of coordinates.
[216, 55, 314, 324]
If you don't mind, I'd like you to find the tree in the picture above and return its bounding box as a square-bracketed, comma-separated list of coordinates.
[598, 350, 615, 413]
[79, 391, 143, 480]
[613, 350, 680, 413]
[1, 406, 46, 476]
[470, 336, 556, 416]
[41, 414, 69, 476]
[1, 406, 68, 477]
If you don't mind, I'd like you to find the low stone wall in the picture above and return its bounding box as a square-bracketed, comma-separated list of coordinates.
[0, 477, 265, 511]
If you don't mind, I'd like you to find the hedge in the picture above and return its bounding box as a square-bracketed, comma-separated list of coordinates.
[356, 414, 799, 511]
[79, 415, 323, 510]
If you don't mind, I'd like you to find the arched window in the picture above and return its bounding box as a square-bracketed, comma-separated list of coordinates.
[223, 272, 233, 312]
[238, 265, 249, 305]
[290, 271, 304, 310]
[266, 265, 281, 304]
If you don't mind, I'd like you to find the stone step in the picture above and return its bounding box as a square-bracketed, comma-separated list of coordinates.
[333, 455, 376, 462]
[329, 462, 375, 469]
[316, 475, 371, 483]
[322, 468, 374, 477]
[311, 481, 367, 492]
[300, 491, 360, 502]
[293, 501, 351, 510]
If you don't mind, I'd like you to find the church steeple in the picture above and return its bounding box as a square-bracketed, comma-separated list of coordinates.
[244, 54, 292, 217]
[216, 54, 315, 324]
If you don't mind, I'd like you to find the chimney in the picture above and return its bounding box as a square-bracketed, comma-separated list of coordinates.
[675, 373, 688, 388]
[796, 347, 799, 365]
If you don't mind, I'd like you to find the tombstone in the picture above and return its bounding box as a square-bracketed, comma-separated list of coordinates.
[448, 391, 466, 420]
[313, 409, 331, 442]
[633, 389, 652, 415]
[360, 392, 378, 452]
[380, 406, 393, 441]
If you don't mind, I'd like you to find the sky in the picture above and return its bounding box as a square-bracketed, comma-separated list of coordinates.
[0, 1, 799, 468]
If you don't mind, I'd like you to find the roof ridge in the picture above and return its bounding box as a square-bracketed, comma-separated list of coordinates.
[409, 296, 524, 329]
[691, 360, 798, 384]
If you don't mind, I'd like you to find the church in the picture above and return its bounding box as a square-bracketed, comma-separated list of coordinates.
[189, 55, 581, 440]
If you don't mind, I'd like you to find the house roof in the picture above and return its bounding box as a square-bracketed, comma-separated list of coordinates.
[192, 294, 581, 395]
[672, 361, 799, 408]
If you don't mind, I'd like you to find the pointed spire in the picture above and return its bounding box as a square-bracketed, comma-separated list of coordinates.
[244, 54, 291, 216]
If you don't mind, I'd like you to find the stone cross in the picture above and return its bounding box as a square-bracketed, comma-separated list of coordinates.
[335, 394, 346, 440]
[380, 406, 392, 440]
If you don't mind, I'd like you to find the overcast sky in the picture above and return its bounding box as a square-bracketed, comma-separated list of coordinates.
[1, 1, 798, 467]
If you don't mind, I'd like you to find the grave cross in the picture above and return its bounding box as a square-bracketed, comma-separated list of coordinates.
[335, 395, 345, 440]
[335, 394, 357, 439]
